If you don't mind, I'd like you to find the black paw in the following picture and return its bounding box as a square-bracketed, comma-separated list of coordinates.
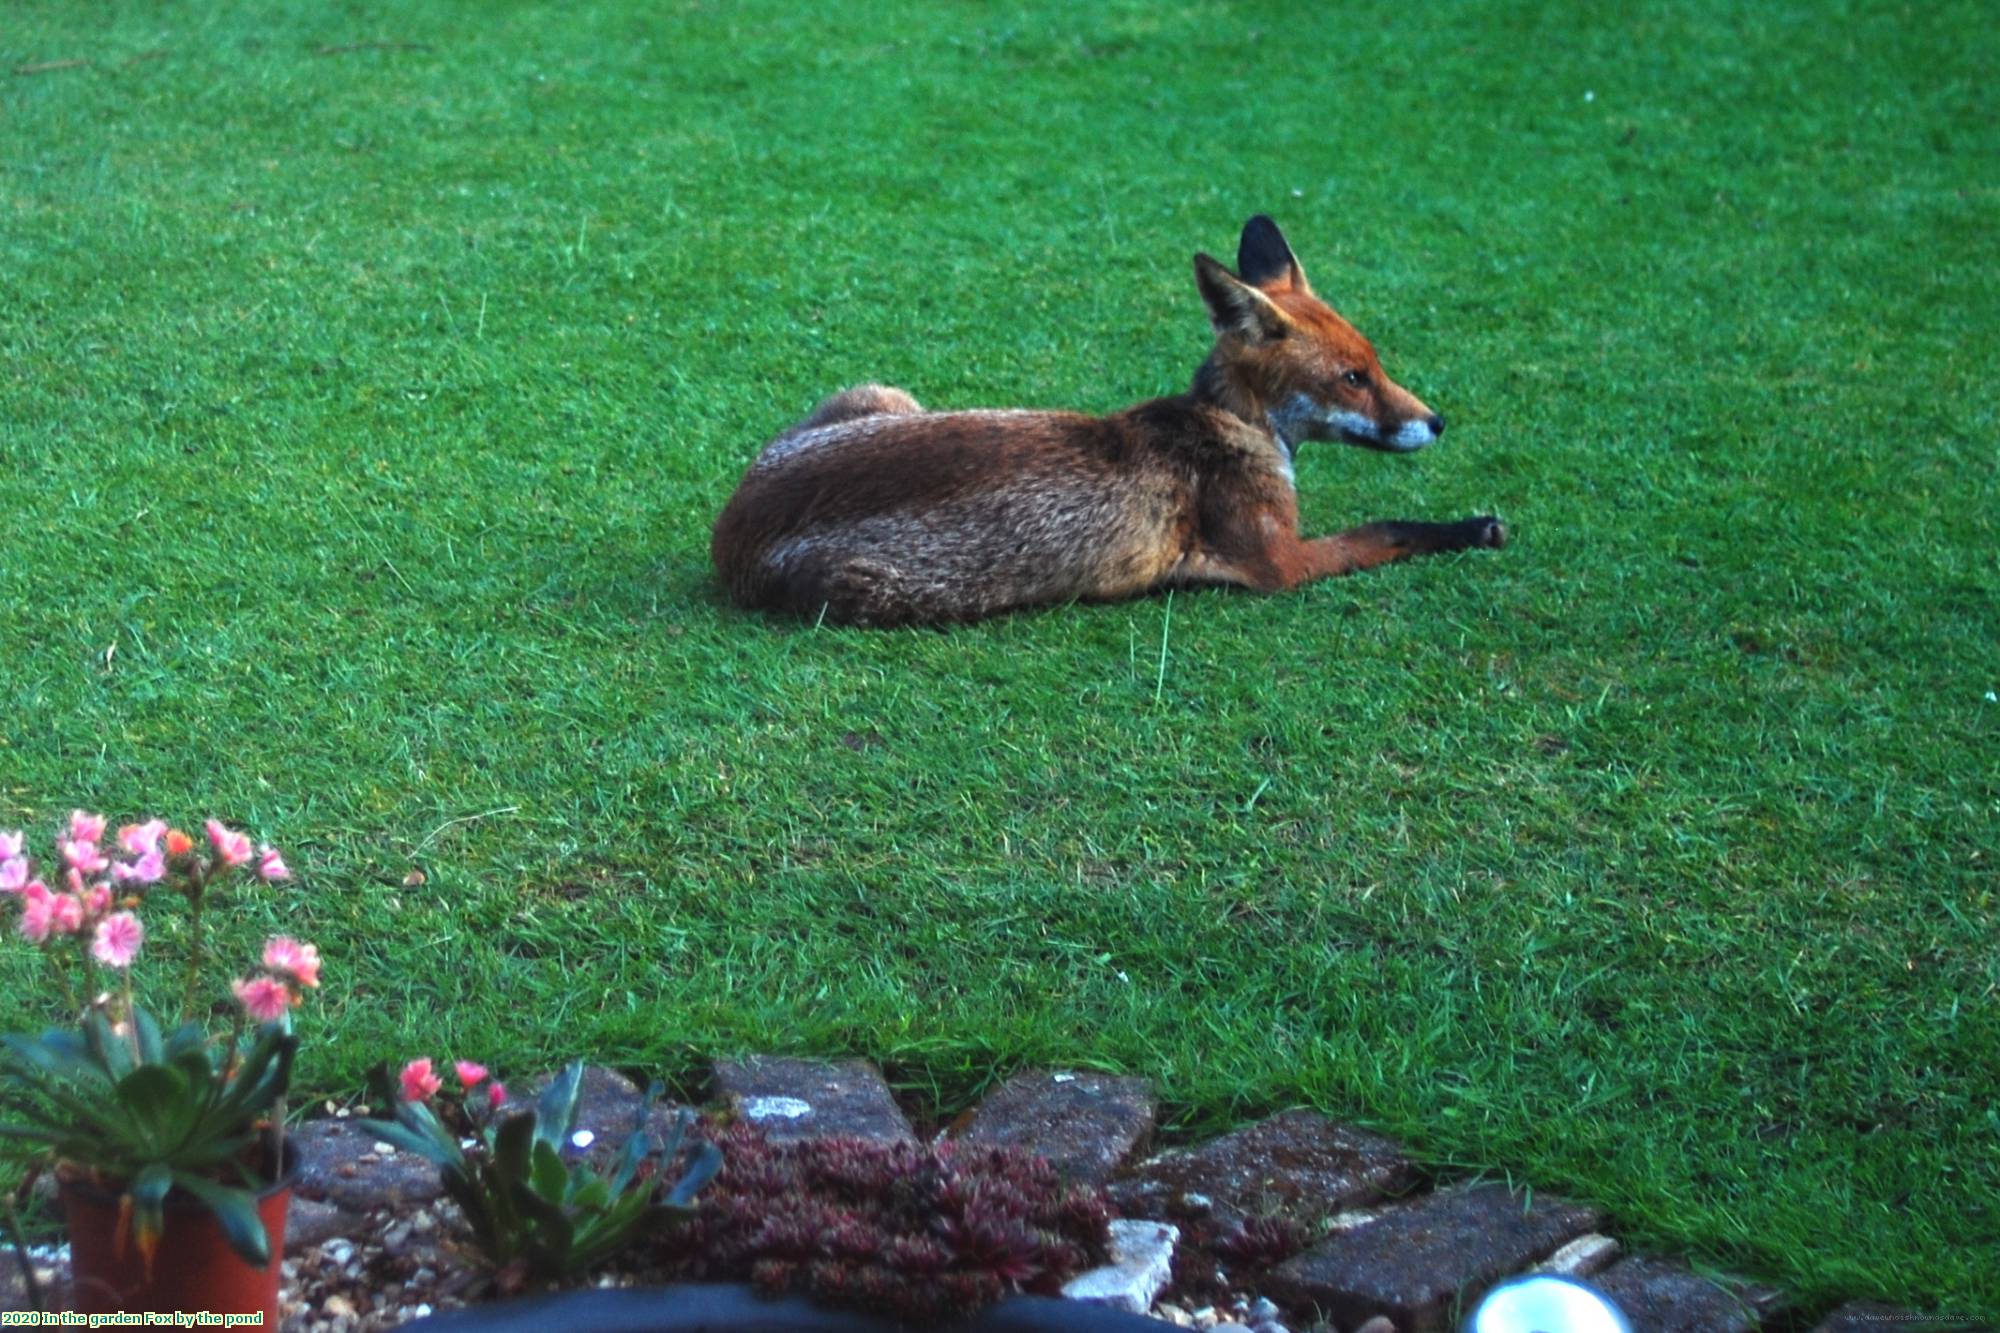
[1467, 516, 1507, 549]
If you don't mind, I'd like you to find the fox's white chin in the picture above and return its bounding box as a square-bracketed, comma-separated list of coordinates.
[1331, 410, 1437, 452]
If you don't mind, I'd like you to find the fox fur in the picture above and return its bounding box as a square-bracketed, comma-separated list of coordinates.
[711, 216, 1504, 627]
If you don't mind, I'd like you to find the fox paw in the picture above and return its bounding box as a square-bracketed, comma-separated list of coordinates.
[1470, 516, 1508, 549]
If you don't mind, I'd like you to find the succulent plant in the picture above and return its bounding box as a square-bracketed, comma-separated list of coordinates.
[642, 1121, 1111, 1324]
[360, 1060, 719, 1285]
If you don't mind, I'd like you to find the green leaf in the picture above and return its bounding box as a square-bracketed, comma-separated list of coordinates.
[162, 1023, 207, 1061]
[532, 1061, 583, 1150]
[492, 1109, 534, 1184]
[128, 1163, 173, 1267]
[132, 1006, 165, 1066]
[664, 1142, 721, 1208]
[528, 1139, 568, 1203]
[3, 1032, 109, 1086]
[353, 1116, 460, 1168]
[570, 1174, 611, 1211]
[170, 1172, 271, 1267]
[82, 1013, 134, 1082]
[114, 1064, 194, 1152]
[605, 1122, 652, 1197]
[508, 1177, 575, 1269]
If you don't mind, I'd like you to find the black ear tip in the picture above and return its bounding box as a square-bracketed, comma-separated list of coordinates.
[1241, 214, 1284, 244]
[1236, 215, 1298, 286]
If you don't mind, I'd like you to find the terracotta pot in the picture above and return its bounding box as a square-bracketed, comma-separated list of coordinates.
[59, 1142, 297, 1322]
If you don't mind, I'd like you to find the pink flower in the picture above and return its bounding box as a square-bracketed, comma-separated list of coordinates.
[51, 894, 85, 935]
[0, 832, 23, 859]
[486, 1081, 507, 1110]
[262, 936, 321, 988]
[69, 811, 107, 845]
[205, 819, 253, 867]
[90, 911, 143, 968]
[454, 1060, 488, 1088]
[61, 840, 109, 875]
[399, 1058, 442, 1103]
[21, 880, 49, 906]
[118, 820, 168, 857]
[256, 845, 291, 882]
[164, 829, 194, 858]
[112, 850, 166, 885]
[0, 857, 27, 893]
[83, 884, 112, 917]
[232, 975, 292, 1022]
[18, 895, 54, 943]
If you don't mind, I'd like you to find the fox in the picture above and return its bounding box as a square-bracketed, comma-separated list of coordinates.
[710, 215, 1504, 627]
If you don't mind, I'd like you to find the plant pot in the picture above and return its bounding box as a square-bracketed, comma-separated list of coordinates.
[59, 1141, 298, 1322]
[399, 1283, 1177, 1332]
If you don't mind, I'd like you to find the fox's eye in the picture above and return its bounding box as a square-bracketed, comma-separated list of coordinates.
[1341, 369, 1369, 389]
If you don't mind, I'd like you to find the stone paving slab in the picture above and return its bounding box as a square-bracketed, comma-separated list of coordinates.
[1262, 1183, 1603, 1332]
[291, 1117, 443, 1212]
[521, 1063, 685, 1148]
[954, 1069, 1156, 1183]
[1591, 1256, 1785, 1333]
[1109, 1109, 1416, 1221]
[711, 1054, 915, 1144]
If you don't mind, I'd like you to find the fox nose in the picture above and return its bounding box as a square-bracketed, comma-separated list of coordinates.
[1428, 414, 1446, 437]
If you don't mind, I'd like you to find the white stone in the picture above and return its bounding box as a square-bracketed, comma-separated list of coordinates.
[1063, 1219, 1179, 1314]
[1531, 1232, 1621, 1277]
[570, 1129, 596, 1149]
[1052, 1072, 1077, 1083]
[741, 1094, 814, 1120]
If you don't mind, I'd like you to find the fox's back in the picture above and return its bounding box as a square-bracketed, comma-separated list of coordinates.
[711, 407, 1197, 625]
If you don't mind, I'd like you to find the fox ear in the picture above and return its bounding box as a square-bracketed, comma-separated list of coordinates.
[1236, 215, 1310, 293]
[1195, 253, 1290, 341]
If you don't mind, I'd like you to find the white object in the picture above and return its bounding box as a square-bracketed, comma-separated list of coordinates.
[1470, 1275, 1630, 1333]
[1062, 1219, 1179, 1314]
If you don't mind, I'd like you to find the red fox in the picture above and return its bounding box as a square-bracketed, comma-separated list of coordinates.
[711, 216, 1504, 626]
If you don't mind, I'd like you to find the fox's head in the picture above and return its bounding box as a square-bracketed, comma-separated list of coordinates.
[1193, 216, 1444, 454]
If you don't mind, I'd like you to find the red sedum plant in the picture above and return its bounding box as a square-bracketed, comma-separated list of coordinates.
[644, 1121, 1113, 1324]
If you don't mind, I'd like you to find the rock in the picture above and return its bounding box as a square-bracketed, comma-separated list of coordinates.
[1533, 1233, 1622, 1278]
[1354, 1318, 1398, 1333]
[1262, 1183, 1603, 1332]
[712, 1055, 914, 1144]
[1063, 1218, 1180, 1314]
[1592, 1256, 1785, 1332]
[284, 1195, 361, 1249]
[521, 1064, 670, 1146]
[1246, 1297, 1282, 1323]
[291, 1118, 443, 1211]
[1110, 1109, 1416, 1222]
[954, 1068, 1156, 1183]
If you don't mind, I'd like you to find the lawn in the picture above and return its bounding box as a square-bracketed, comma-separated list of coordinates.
[2, 0, 1996, 1316]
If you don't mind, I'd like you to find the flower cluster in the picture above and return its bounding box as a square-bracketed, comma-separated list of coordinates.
[399, 1055, 507, 1111]
[233, 936, 323, 1021]
[1, 808, 319, 1268]
[1, 809, 298, 1021]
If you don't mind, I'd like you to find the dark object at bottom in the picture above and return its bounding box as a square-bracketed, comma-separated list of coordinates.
[400, 1283, 1170, 1332]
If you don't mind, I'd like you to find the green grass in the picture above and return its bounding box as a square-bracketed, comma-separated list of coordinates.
[3, 0, 1996, 1315]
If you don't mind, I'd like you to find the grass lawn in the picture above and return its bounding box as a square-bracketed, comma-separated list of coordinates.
[3, 0, 1996, 1315]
